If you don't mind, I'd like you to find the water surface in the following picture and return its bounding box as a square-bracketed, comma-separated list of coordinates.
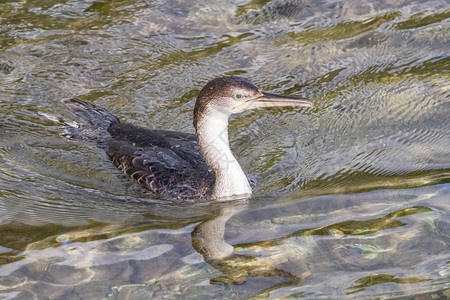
[0, 0, 449, 299]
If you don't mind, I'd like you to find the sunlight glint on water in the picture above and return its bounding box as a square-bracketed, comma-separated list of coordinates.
[0, 0, 449, 299]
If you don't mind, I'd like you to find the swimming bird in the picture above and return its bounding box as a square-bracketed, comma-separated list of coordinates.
[65, 77, 313, 201]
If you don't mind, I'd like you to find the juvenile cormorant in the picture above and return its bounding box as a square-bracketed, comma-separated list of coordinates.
[65, 77, 313, 201]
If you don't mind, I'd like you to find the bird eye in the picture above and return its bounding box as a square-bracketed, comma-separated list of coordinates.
[234, 93, 243, 100]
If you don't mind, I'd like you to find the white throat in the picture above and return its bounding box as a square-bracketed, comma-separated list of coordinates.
[196, 107, 252, 199]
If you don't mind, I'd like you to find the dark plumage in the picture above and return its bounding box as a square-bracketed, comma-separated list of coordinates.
[65, 99, 216, 200]
[106, 123, 214, 200]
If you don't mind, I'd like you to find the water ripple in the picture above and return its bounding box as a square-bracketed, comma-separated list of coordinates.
[0, 0, 449, 298]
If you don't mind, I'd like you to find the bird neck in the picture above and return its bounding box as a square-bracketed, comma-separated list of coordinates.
[196, 108, 251, 200]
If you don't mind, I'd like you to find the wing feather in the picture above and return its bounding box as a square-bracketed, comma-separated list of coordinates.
[106, 123, 214, 200]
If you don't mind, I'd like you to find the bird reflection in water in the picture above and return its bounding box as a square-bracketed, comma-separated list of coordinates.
[191, 204, 303, 297]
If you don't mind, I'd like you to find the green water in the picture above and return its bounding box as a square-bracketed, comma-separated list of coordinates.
[0, 0, 449, 299]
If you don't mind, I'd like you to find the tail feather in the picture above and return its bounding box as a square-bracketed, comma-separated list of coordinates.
[63, 98, 119, 143]
[64, 98, 119, 128]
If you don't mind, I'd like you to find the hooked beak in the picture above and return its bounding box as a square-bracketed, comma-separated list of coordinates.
[233, 92, 313, 111]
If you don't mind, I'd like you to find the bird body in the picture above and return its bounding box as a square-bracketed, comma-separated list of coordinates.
[65, 77, 313, 201]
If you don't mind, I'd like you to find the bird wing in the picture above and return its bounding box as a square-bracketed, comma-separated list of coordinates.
[107, 123, 214, 200]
